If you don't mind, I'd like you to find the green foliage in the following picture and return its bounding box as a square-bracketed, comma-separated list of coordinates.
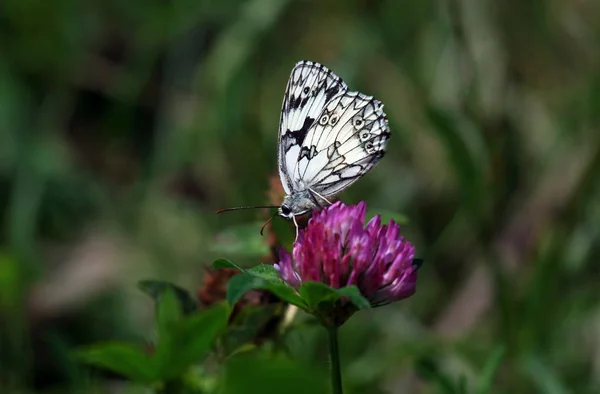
[227, 271, 306, 307]
[138, 280, 199, 315]
[298, 282, 371, 320]
[332, 286, 371, 310]
[154, 300, 229, 380]
[76, 342, 156, 383]
[213, 259, 371, 325]
[77, 288, 229, 386]
[213, 259, 306, 307]
[221, 303, 282, 356]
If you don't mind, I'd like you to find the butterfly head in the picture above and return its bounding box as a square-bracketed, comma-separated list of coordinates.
[277, 203, 294, 219]
[278, 190, 323, 220]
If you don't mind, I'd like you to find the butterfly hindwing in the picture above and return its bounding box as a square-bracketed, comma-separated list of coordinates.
[293, 91, 390, 197]
[278, 61, 348, 194]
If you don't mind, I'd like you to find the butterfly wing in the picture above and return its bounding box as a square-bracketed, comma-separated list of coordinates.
[293, 90, 390, 197]
[278, 61, 348, 194]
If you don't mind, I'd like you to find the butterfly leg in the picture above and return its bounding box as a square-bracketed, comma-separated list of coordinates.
[292, 214, 299, 241]
[309, 188, 333, 205]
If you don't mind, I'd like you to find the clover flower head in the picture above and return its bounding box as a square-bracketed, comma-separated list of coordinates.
[275, 201, 419, 307]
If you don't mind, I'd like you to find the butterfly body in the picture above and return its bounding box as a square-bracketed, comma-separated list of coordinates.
[276, 61, 391, 224]
[278, 189, 328, 219]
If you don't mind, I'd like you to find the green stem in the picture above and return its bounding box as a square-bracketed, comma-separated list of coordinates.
[327, 326, 343, 394]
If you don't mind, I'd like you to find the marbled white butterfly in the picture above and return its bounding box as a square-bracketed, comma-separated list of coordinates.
[218, 61, 390, 237]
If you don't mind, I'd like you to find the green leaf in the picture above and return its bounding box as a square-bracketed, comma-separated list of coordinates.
[211, 222, 270, 257]
[152, 289, 184, 377]
[155, 303, 230, 380]
[335, 286, 371, 310]
[476, 345, 506, 394]
[137, 280, 198, 315]
[227, 272, 306, 308]
[246, 264, 280, 281]
[222, 304, 283, 356]
[226, 273, 265, 305]
[262, 283, 307, 308]
[156, 289, 183, 342]
[213, 260, 279, 281]
[213, 258, 245, 271]
[76, 342, 156, 382]
[298, 282, 340, 310]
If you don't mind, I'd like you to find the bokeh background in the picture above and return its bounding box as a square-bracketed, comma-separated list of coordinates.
[2, 0, 600, 393]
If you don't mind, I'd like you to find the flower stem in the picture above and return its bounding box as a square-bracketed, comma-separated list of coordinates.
[327, 326, 343, 394]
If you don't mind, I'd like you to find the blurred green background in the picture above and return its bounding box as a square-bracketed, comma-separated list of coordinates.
[1, 0, 600, 393]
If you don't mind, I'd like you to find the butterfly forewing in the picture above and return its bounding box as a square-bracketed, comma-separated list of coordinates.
[278, 61, 348, 194]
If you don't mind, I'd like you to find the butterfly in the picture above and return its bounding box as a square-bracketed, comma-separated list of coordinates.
[218, 61, 391, 238]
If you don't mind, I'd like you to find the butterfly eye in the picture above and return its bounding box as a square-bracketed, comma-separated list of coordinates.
[329, 115, 338, 126]
[353, 117, 364, 128]
[319, 114, 329, 125]
[281, 205, 291, 215]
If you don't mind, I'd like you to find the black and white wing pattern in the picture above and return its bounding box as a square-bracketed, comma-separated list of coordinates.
[278, 61, 390, 198]
[278, 61, 348, 195]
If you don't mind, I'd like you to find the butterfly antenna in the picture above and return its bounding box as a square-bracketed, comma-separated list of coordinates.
[259, 212, 278, 236]
[216, 205, 279, 214]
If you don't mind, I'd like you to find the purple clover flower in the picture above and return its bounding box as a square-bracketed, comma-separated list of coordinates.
[275, 201, 419, 307]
